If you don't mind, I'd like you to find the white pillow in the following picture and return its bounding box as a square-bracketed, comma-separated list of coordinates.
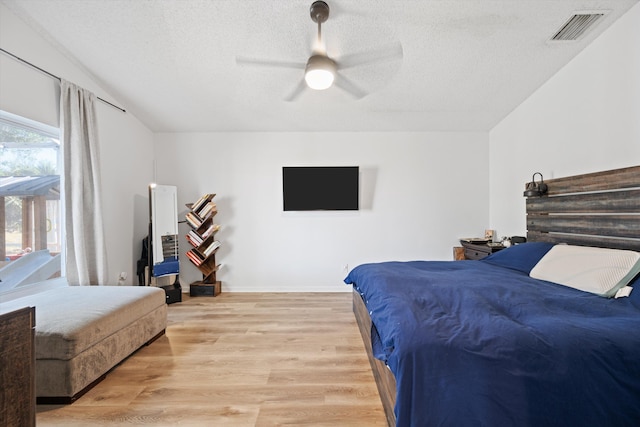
[529, 244, 640, 297]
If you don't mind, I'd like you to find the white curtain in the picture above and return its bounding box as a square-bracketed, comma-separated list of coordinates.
[59, 79, 108, 285]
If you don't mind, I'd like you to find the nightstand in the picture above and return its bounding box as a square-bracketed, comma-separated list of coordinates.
[460, 241, 505, 260]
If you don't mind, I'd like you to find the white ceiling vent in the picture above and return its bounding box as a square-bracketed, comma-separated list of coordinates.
[551, 13, 605, 41]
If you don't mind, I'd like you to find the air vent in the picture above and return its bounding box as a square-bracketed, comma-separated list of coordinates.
[551, 13, 604, 41]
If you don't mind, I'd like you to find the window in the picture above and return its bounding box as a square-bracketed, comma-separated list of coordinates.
[0, 110, 62, 288]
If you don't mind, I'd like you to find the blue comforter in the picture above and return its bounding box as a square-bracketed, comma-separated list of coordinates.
[345, 250, 640, 426]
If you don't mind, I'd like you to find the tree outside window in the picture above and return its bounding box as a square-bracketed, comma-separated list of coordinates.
[0, 112, 61, 284]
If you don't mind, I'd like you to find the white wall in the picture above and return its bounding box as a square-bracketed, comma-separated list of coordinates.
[0, 3, 155, 285]
[489, 3, 640, 237]
[155, 132, 488, 292]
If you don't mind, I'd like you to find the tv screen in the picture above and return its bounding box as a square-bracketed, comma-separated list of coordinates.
[283, 166, 359, 211]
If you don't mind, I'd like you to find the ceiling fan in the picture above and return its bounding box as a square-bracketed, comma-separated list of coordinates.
[236, 1, 403, 101]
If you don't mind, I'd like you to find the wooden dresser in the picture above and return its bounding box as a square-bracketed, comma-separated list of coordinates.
[0, 307, 36, 427]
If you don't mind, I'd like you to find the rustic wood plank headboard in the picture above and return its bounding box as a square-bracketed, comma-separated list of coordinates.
[525, 165, 640, 251]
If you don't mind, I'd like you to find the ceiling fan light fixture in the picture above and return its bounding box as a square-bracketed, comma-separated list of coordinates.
[304, 54, 336, 90]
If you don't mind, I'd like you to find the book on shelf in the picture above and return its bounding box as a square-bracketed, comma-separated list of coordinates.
[186, 230, 203, 247]
[185, 215, 196, 229]
[185, 211, 203, 228]
[202, 240, 221, 257]
[185, 213, 199, 228]
[189, 229, 203, 239]
[197, 202, 216, 219]
[192, 193, 215, 213]
[201, 223, 220, 240]
[185, 235, 198, 248]
[191, 194, 208, 212]
[186, 250, 203, 266]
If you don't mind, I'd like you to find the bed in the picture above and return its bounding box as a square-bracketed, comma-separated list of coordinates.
[345, 165, 640, 427]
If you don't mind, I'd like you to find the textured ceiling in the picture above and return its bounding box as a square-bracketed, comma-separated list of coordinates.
[2, 0, 637, 132]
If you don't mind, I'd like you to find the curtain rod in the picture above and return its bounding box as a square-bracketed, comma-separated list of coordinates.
[0, 47, 126, 113]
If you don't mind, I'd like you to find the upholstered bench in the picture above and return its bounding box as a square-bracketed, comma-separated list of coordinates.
[0, 283, 167, 403]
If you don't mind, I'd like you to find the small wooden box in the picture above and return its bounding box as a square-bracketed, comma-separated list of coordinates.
[190, 281, 221, 297]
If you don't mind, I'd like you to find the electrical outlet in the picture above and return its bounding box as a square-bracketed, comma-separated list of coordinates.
[117, 272, 127, 285]
[342, 264, 349, 273]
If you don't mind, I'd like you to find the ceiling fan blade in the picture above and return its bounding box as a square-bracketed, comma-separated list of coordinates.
[236, 56, 306, 69]
[335, 42, 403, 70]
[283, 78, 308, 102]
[333, 73, 368, 99]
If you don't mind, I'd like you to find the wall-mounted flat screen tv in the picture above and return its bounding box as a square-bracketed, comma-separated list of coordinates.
[283, 166, 359, 211]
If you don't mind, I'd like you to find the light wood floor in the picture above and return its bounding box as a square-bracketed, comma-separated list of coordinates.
[36, 292, 386, 426]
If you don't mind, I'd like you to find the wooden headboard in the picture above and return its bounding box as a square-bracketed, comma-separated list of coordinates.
[525, 165, 640, 251]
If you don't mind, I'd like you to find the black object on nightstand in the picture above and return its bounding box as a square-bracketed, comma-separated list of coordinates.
[460, 241, 505, 260]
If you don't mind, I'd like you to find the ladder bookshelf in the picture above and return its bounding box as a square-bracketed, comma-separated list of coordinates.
[185, 193, 221, 296]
